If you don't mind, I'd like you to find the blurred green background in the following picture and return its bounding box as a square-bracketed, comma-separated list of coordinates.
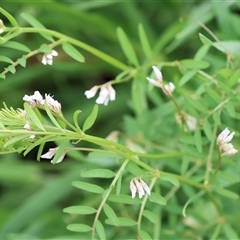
[0, 1, 240, 239]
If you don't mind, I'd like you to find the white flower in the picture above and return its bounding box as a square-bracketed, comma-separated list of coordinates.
[0, 19, 5, 34]
[163, 82, 175, 96]
[217, 128, 238, 156]
[96, 85, 116, 106]
[41, 147, 66, 164]
[24, 122, 31, 131]
[23, 91, 43, 107]
[84, 86, 99, 99]
[41, 50, 58, 65]
[130, 178, 151, 199]
[43, 94, 61, 113]
[176, 112, 197, 132]
[147, 66, 175, 96]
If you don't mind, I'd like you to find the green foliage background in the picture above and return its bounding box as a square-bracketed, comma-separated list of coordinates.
[0, 1, 240, 239]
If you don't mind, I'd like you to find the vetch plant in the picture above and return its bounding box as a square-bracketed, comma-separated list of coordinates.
[0, 5, 240, 240]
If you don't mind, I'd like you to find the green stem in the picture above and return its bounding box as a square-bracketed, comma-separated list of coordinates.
[91, 159, 129, 238]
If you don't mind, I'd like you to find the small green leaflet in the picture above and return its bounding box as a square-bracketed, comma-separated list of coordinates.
[1, 41, 31, 52]
[62, 43, 85, 63]
[138, 24, 152, 59]
[149, 192, 167, 205]
[0, 7, 18, 27]
[83, 104, 98, 132]
[214, 186, 239, 199]
[96, 220, 106, 240]
[117, 27, 139, 67]
[105, 217, 137, 226]
[103, 204, 119, 226]
[63, 206, 97, 215]
[67, 224, 92, 232]
[21, 12, 54, 42]
[80, 169, 115, 178]
[72, 181, 105, 194]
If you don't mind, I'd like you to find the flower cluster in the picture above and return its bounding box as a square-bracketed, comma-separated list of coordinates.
[23, 91, 61, 114]
[41, 50, 58, 65]
[147, 66, 175, 96]
[41, 147, 67, 164]
[130, 178, 150, 199]
[217, 128, 238, 156]
[85, 85, 116, 106]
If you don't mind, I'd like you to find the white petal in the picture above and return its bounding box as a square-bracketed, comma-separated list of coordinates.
[41, 56, 48, 65]
[164, 82, 175, 95]
[130, 180, 137, 198]
[47, 59, 53, 65]
[217, 128, 230, 143]
[152, 66, 163, 82]
[41, 147, 58, 159]
[107, 85, 116, 101]
[51, 50, 58, 56]
[139, 178, 151, 196]
[146, 77, 161, 87]
[96, 86, 109, 105]
[84, 86, 98, 99]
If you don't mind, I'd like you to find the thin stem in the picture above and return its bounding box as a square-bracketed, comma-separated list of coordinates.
[91, 159, 129, 238]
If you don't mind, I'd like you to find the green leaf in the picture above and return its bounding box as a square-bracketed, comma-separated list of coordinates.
[185, 96, 208, 113]
[51, 140, 69, 164]
[203, 119, 212, 141]
[21, 12, 54, 42]
[214, 186, 239, 199]
[132, 77, 147, 116]
[108, 194, 141, 204]
[140, 230, 153, 240]
[67, 224, 92, 233]
[83, 104, 98, 132]
[228, 69, 240, 87]
[126, 162, 146, 176]
[116, 170, 123, 195]
[1, 41, 31, 52]
[4, 134, 30, 148]
[179, 70, 197, 86]
[17, 55, 27, 67]
[24, 102, 45, 131]
[160, 175, 180, 187]
[224, 101, 235, 118]
[7, 65, 16, 74]
[37, 142, 45, 161]
[180, 59, 210, 69]
[96, 220, 106, 240]
[149, 192, 167, 205]
[105, 217, 137, 226]
[62, 43, 85, 63]
[142, 210, 158, 224]
[223, 223, 240, 239]
[72, 181, 105, 194]
[138, 23, 152, 59]
[117, 27, 139, 66]
[0, 7, 18, 27]
[80, 169, 115, 178]
[63, 206, 97, 215]
[194, 129, 202, 152]
[73, 110, 82, 132]
[0, 56, 13, 64]
[204, 86, 222, 103]
[43, 101, 64, 131]
[181, 156, 190, 176]
[38, 44, 52, 53]
[194, 45, 210, 60]
[103, 204, 119, 226]
[199, 33, 213, 45]
[212, 111, 221, 126]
